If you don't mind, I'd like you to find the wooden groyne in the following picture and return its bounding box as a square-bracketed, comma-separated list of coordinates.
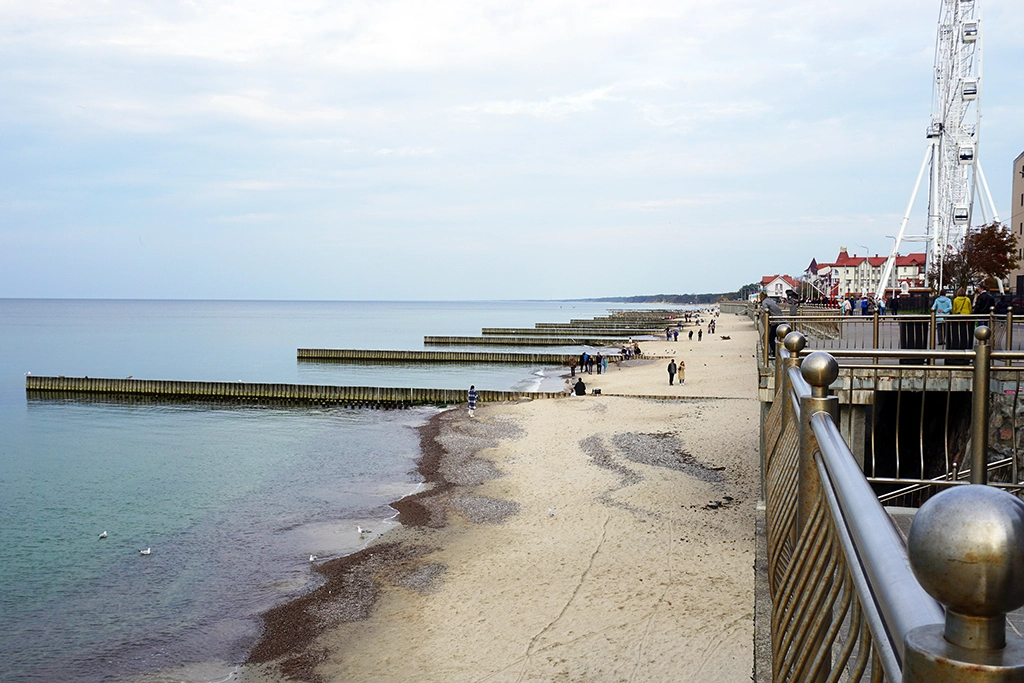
[25, 376, 563, 408]
[480, 327, 663, 336]
[423, 335, 637, 347]
[297, 349, 596, 364]
[536, 320, 672, 329]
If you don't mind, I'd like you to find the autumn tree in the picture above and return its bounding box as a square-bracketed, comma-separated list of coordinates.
[927, 221, 1018, 291]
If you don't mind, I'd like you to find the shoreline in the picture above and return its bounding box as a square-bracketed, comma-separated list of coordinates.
[244, 407, 475, 681]
[241, 310, 761, 682]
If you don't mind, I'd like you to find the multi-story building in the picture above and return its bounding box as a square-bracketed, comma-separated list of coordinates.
[1009, 151, 1024, 294]
[811, 248, 926, 298]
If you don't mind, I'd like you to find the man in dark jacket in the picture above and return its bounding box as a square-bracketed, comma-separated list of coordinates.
[759, 292, 784, 357]
[974, 280, 996, 316]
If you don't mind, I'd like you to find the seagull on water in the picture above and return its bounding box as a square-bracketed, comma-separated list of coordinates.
[98, 531, 107, 539]
[139, 548, 151, 555]
[309, 554, 316, 562]
[357, 525, 371, 537]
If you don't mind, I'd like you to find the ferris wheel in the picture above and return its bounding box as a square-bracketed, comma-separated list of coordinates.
[876, 0, 1001, 297]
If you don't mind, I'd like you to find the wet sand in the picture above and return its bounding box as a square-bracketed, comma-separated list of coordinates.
[241, 310, 761, 682]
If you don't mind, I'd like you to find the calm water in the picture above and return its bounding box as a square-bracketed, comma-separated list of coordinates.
[0, 299, 652, 683]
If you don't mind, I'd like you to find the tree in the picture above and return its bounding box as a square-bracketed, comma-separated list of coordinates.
[927, 221, 1018, 291]
[736, 282, 761, 300]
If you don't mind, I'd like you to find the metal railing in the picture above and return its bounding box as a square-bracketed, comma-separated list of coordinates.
[760, 310, 1020, 366]
[759, 312, 1024, 506]
[764, 329, 1024, 681]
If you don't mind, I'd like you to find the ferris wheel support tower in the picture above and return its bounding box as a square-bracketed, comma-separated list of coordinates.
[875, 0, 1001, 298]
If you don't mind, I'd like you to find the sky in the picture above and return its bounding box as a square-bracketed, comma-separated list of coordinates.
[2, 0, 1023, 300]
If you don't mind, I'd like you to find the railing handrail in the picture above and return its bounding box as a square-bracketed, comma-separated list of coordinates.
[768, 327, 1024, 680]
[779, 345, 945, 673]
[809, 412, 945, 658]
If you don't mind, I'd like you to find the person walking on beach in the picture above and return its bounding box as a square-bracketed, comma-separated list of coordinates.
[697, 329, 703, 342]
[569, 357, 577, 377]
[601, 355, 608, 373]
[667, 359, 677, 385]
[688, 329, 693, 341]
[467, 385, 478, 418]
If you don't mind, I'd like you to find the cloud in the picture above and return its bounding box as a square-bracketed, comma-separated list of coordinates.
[458, 86, 618, 119]
[375, 147, 437, 157]
[218, 213, 279, 223]
[1, 0, 1022, 299]
[619, 194, 761, 211]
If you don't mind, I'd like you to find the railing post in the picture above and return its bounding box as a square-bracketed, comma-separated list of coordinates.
[780, 329, 803, 434]
[773, 324, 792, 402]
[796, 349, 839, 683]
[971, 326, 991, 485]
[873, 310, 880, 349]
[903, 485, 1024, 682]
[929, 310, 938, 365]
[798, 351, 840, 530]
[1008, 310, 1015, 353]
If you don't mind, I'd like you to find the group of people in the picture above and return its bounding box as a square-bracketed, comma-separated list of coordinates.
[563, 377, 589, 396]
[840, 294, 886, 316]
[569, 351, 609, 376]
[930, 279, 1001, 349]
[620, 342, 643, 359]
[663, 326, 707, 342]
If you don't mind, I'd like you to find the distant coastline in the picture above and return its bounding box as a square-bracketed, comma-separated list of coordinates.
[575, 293, 737, 305]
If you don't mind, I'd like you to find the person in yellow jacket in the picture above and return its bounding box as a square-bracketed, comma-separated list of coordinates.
[948, 287, 973, 359]
[952, 287, 972, 315]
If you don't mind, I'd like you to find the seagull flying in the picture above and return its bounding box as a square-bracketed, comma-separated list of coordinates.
[98, 531, 107, 539]
[139, 548, 151, 555]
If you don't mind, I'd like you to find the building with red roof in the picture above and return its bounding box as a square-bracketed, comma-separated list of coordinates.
[760, 274, 800, 299]
[810, 248, 926, 298]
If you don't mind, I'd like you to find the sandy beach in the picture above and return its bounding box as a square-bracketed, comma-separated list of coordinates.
[242, 310, 761, 683]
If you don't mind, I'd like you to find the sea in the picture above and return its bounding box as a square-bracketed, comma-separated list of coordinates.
[0, 299, 660, 683]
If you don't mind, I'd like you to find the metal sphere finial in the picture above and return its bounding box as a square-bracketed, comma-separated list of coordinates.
[776, 323, 792, 340]
[783, 331, 806, 354]
[801, 351, 839, 389]
[908, 485, 1024, 619]
[975, 325, 992, 342]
